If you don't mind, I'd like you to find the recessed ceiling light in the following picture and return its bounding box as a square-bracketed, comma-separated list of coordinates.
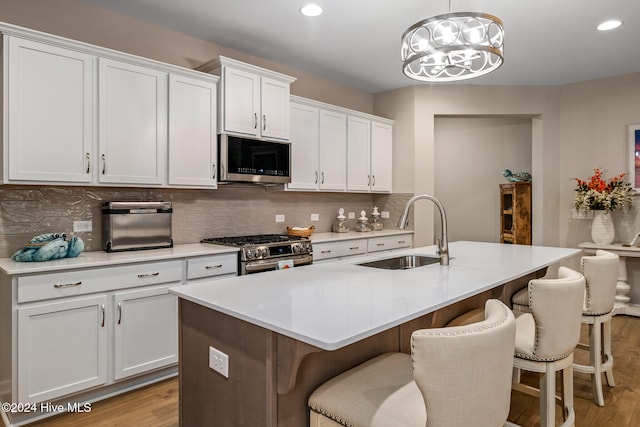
[597, 19, 622, 31]
[301, 4, 323, 17]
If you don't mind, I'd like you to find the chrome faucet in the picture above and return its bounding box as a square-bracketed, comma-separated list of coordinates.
[397, 194, 449, 266]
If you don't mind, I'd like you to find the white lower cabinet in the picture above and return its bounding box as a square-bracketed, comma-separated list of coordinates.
[312, 233, 413, 262]
[113, 284, 178, 380]
[13, 259, 188, 404]
[17, 295, 108, 403]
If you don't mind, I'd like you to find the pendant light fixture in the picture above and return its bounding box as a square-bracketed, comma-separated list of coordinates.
[401, 0, 504, 82]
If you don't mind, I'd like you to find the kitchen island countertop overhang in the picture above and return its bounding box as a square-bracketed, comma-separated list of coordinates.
[169, 241, 581, 351]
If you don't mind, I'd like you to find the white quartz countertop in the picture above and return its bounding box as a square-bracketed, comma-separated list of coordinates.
[311, 229, 413, 243]
[0, 243, 238, 275]
[170, 241, 580, 351]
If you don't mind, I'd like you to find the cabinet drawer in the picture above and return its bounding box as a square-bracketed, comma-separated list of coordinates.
[187, 253, 238, 280]
[313, 240, 367, 261]
[18, 260, 182, 303]
[367, 235, 413, 253]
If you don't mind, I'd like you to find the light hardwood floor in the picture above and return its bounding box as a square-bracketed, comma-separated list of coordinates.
[31, 315, 639, 427]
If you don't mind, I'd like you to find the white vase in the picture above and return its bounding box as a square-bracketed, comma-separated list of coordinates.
[591, 210, 615, 244]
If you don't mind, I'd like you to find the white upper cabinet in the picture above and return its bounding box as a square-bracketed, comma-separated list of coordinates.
[370, 121, 393, 192]
[318, 110, 347, 191]
[200, 56, 296, 140]
[98, 58, 167, 185]
[222, 66, 260, 136]
[288, 96, 392, 193]
[288, 99, 347, 191]
[168, 74, 218, 188]
[4, 37, 94, 184]
[346, 116, 372, 192]
[347, 117, 393, 193]
[289, 102, 320, 190]
[1, 22, 220, 188]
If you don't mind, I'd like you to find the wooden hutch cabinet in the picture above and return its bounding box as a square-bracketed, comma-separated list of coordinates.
[499, 182, 531, 244]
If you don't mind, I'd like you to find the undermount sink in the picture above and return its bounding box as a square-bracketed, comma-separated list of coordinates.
[357, 254, 442, 270]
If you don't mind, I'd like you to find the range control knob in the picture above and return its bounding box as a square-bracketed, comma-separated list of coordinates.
[293, 244, 301, 254]
[245, 249, 255, 260]
[260, 247, 269, 258]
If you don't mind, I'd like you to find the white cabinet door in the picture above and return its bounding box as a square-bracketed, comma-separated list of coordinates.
[18, 295, 108, 403]
[346, 116, 371, 192]
[113, 284, 178, 380]
[288, 102, 320, 190]
[98, 58, 167, 185]
[370, 121, 393, 193]
[222, 66, 260, 136]
[6, 37, 94, 184]
[319, 110, 347, 191]
[168, 74, 217, 187]
[260, 77, 290, 140]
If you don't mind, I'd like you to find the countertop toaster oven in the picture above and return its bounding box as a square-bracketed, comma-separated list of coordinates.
[102, 201, 173, 252]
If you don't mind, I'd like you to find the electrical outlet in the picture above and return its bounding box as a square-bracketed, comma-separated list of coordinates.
[310, 213, 319, 221]
[381, 211, 390, 219]
[73, 220, 92, 232]
[275, 214, 285, 223]
[348, 212, 356, 220]
[209, 346, 229, 378]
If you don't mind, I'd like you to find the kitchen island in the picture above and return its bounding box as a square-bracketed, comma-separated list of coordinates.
[170, 241, 579, 426]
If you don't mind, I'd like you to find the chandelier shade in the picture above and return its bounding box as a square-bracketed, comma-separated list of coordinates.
[401, 12, 504, 82]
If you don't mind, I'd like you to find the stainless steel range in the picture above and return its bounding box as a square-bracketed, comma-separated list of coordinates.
[201, 234, 313, 275]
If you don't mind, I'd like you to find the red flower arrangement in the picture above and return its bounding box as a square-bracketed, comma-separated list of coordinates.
[574, 168, 633, 212]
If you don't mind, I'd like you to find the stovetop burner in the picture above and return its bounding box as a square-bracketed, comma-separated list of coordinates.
[201, 234, 307, 247]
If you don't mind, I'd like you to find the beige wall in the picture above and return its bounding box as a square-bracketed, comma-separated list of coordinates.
[434, 117, 532, 243]
[375, 85, 562, 247]
[0, 0, 374, 113]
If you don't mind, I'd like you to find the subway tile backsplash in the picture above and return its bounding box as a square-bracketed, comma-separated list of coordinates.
[0, 185, 412, 258]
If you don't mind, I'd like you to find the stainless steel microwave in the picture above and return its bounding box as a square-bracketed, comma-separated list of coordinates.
[218, 134, 291, 184]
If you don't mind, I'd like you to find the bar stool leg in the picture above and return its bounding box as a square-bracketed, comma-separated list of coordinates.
[589, 322, 605, 406]
[540, 362, 556, 427]
[603, 319, 615, 387]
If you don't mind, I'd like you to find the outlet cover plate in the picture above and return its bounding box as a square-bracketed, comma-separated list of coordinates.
[209, 346, 229, 378]
[73, 221, 92, 232]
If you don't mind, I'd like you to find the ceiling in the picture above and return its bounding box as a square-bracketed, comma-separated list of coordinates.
[82, 0, 640, 93]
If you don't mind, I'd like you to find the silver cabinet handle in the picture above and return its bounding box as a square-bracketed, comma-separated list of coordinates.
[321, 172, 325, 184]
[205, 264, 223, 270]
[254, 113, 258, 129]
[398, 240, 406, 244]
[372, 175, 376, 186]
[377, 243, 385, 247]
[101, 304, 105, 327]
[117, 302, 122, 325]
[137, 272, 160, 278]
[315, 171, 318, 184]
[212, 163, 216, 179]
[101, 154, 106, 174]
[349, 246, 360, 250]
[321, 250, 332, 254]
[368, 175, 371, 186]
[54, 281, 82, 289]
[85, 153, 90, 173]
[263, 114, 267, 131]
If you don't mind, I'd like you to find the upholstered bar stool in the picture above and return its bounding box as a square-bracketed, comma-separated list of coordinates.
[572, 249, 619, 406]
[512, 267, 585, 427]
[308, 299, 516, 427]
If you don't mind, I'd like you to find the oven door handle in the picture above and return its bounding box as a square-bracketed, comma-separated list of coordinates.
[244, 255, 313, 274]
